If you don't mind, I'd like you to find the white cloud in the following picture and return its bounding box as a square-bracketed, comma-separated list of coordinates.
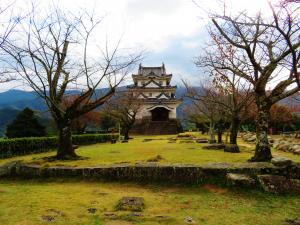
[0, 0, 285, 91]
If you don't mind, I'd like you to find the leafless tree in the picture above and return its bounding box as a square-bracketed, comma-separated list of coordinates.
[0, 1, 24, 83]
[105, 90, 142, 140]
[184, 81, 228, 144]
[1, 7, 142, 159]
[199, 3, 300, 161]
[196, 42, 255, 152]
[281, 0, 300, 5]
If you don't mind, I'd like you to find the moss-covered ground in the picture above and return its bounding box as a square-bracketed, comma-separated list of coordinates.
[0, 179, 299, 225]
[0, 133, 299, 167]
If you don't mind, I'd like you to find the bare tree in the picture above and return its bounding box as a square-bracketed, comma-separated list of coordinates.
[105, 90, 141, 140]
[184, 81, 228, 143]
[281, 0, 300, 5]
[1, 7, 142, 159]
[196, 42, 255, 152]
[62, 95, 101, 134]
[199, 3, 300, 161]
[0, 2, 24, 83]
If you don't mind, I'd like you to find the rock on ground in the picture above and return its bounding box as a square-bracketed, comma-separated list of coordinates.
[184, 216, 196, 224]
[196, 138, 208, 143]
[284, 218, 300, 225]
[202, 144, 225, 150]
[271, 157, 292, 167]
[116, 197, 145, 212]
[257, 175, 300, 194]
[226, 173, 256, 187]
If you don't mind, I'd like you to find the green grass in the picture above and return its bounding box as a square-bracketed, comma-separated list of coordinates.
[0, 179, 299, 225]
[0, 134, 299, 224]
[0, 133, 299, 167]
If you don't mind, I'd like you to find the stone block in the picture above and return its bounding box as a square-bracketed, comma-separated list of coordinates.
[202, 144, 225, 150]
[293, 150, 300, 155]
[196, 139, 208, 143]
[257, 175, 300, 194]
[226, 173, 256, 187]
[271, 157, 292, 167]
[116, 197, 145, 212]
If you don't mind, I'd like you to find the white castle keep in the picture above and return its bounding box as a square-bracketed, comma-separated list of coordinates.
[128, 63, 182, 134]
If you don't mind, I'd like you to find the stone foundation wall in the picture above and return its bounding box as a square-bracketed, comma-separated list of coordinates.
[1, 161, 299, 184]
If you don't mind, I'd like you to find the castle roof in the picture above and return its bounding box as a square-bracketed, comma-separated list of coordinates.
[137, 63, 167, 76]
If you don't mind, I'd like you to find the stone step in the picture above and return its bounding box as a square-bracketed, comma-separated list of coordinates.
[257, 174, 300, 194]
[226, 173, 256, 187]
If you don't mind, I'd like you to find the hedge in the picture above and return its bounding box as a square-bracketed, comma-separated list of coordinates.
[0, 134, 119, 159]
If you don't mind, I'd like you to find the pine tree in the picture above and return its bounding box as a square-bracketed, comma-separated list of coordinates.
[6, 108, 47, 138]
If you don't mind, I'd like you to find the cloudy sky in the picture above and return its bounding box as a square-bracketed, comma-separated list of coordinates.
[1, 0, 280, 91]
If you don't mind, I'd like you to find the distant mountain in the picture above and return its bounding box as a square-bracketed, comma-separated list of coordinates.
[0, 87, 190, 136]
[0, 86, 188, 110]
[0, 90, 47, 111]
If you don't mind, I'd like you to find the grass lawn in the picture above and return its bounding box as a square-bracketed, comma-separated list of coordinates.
[0, 133, 300, 225]
[0, 133, 299, 167]
[0, 179, 299, 225]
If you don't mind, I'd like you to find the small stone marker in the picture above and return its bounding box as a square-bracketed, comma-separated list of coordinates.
[271, 157, 292, 167]
[116, 197, 145, 212]
[184, 216, 196, 224]
[87, 208, 97, 214]
[226, 173, 256, 187]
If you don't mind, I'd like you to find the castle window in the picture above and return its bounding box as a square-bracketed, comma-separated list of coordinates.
[149, 93, 152, 97]
[159, 81, 163, 85]
[141, 81, 145, 86]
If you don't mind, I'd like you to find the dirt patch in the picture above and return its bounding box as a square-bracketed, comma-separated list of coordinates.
[202, 184, 228, 194]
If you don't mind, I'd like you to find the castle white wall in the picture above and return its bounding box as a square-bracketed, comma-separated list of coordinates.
[137, 91, 172, 99]
[137, 79, 167, 87]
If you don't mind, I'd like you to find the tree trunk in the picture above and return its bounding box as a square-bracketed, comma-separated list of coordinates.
[56, 120, 77, 159]
[250, 100, 272, 162]
[217, 130, 222, 143]
[230, 116, 240, 145]
[124, 129, 129, 140]
[209, 121, 216, 143]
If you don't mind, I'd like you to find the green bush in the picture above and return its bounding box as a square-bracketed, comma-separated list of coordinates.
[0, 134, 118, 159]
